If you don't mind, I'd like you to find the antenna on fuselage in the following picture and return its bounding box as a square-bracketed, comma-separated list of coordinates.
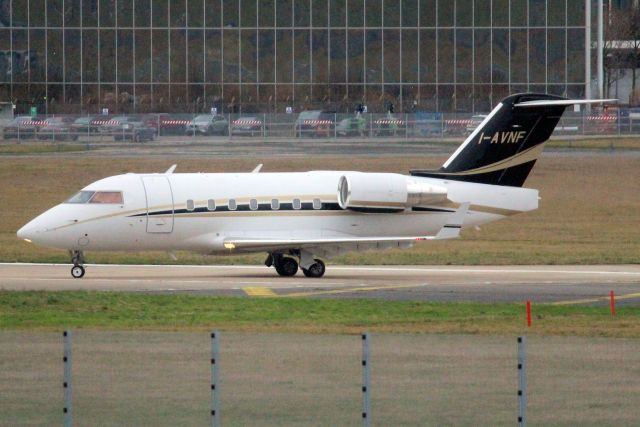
[252, 164, 263, 173]
[165, 164, 177, 174]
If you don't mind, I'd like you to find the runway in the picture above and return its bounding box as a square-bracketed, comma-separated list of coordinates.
[1, 263, 640, 305]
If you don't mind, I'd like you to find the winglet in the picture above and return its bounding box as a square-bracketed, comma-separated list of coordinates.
[165, 164, 177, 174]
[252, 164, 263, 173]
[434, 202, 469, 240]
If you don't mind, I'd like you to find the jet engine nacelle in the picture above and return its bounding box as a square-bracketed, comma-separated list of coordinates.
[337, 172, 448, 211]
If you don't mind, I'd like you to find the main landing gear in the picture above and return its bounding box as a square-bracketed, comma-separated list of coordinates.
[70, 250, 85, 279]
[266, 252, 326, 278]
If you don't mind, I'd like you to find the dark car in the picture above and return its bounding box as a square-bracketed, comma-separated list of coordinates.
[2, 116, 44, 139]
[70, 116, 99, 135]
[231, 116, 263, 136]
[37, 117, 78, 141]
[38, 117, 78, 141]
[91, 116, 115, 133]
[144, 113, 190, 136]
[294, 110, 335, 137]
[112, 119, 157, 142]
[101, 116, 131, 134]
[186, 114, 229, 136]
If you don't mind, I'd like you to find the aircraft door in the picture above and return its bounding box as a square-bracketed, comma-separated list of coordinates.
[142, 176, 174, 233]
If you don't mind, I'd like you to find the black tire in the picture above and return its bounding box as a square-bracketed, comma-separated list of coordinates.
[71, 265, 85, 279]
[274, 256, 298, 277]
[302, 259, 326, 278]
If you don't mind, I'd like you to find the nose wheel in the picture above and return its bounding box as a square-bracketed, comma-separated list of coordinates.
[69, 250, 86, 279]
[71, 265, 85, 279]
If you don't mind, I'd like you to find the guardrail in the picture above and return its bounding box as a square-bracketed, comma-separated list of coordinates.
[2, 112, 640, 142]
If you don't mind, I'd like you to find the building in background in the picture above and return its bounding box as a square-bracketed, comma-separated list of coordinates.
[0, 0, 600, 114]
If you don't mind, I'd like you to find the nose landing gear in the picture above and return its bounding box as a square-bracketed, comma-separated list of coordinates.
[70, 250, 85, 279]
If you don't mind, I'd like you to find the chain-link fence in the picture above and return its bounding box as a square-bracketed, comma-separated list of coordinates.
[1, 331, 639, 426]
[2, 111, 640, 143]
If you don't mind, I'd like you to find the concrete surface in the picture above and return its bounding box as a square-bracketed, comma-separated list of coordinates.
[1, 263, 639, 305]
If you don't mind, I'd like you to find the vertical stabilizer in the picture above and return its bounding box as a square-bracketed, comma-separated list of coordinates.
[411, 93, 568, 187]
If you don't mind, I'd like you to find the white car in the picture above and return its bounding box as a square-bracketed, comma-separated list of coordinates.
[466, 114, 487, 134]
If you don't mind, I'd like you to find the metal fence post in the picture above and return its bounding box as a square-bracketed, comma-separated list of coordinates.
[517, 336, 527, 427]
[63, 330, 72, 427]
[362, 332, 371, 427]
[211, 331, 220, 427]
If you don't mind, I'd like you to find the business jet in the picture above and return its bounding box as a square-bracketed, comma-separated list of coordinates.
[17, 94, 612, 278]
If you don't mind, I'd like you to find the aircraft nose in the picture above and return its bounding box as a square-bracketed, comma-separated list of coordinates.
[17, 214, 49, 242]
[17, 223, 37, 242]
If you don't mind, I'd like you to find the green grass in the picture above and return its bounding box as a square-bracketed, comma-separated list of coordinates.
[1, 291, 637, 337]
[0, 144, 88, 155]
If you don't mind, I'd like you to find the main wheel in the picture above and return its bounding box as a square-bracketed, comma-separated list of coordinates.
[71, 265, 85, 279]
[274, 256, 298, 277]
[302, 259, 326, 278]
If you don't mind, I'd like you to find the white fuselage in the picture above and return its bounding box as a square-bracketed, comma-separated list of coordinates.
[17, 171, 538, 255]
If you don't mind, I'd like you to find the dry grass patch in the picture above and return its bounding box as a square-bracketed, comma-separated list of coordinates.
[0, 154, 638, 265]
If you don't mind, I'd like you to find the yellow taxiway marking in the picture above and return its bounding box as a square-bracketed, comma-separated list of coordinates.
[282, 283, 424, 298]
[243, 287, 277, 297]
[552, 292, 640, 306]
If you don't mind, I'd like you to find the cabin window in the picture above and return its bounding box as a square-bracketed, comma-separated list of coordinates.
[271, 199, 280, 210]
[207, 199, 216, 211]
[228, 199, 237, 210]
[66, 191, 95, 204]
[249, 199, 258, 210]
[313, 198, 322, 210]
[186, 199, 195, 211]
[293, 198, 301, 210]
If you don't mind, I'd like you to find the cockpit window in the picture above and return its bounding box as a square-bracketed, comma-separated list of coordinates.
[66, 191, 95, 204]
[89, 191, 124, 204]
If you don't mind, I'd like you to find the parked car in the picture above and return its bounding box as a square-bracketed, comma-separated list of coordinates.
[101, 116, 131, 134]
[295, 110, 335, 137]
[37, 117, 78, 141]
[112, 120, 157, 142]
[70, 116, 99, 135]
[373, 113, 405, 136]
[144, 113, 190, 136]
[186, 114, 229, 136]
[335, 114, 369, 137]
[2, 116, 43, 139]
[231, 116, 263, 136]
[466, 114, 487, 134]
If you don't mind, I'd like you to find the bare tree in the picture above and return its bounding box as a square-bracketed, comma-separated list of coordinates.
[605, 4, 640, 103]
[620, 5, 640, 103]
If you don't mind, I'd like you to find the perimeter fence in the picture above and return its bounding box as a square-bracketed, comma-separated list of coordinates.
[2, 111, 640, 143]
[1, 331, 639, 426]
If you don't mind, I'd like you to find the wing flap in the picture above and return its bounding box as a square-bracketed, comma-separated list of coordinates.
[223, 203, 469, 252]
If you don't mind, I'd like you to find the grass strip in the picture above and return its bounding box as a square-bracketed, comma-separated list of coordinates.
[1, 291, 638, 337]
[0, 144, 88, 155]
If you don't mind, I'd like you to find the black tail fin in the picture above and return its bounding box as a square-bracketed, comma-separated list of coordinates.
[411, 93, 568, 187]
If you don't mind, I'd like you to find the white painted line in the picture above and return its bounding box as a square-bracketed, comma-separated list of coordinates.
[329, 266, 640, 276]
[1, 263, 639, 276]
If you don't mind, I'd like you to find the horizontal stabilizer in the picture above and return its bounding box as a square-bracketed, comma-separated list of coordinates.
[514, 99, 617, 108]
